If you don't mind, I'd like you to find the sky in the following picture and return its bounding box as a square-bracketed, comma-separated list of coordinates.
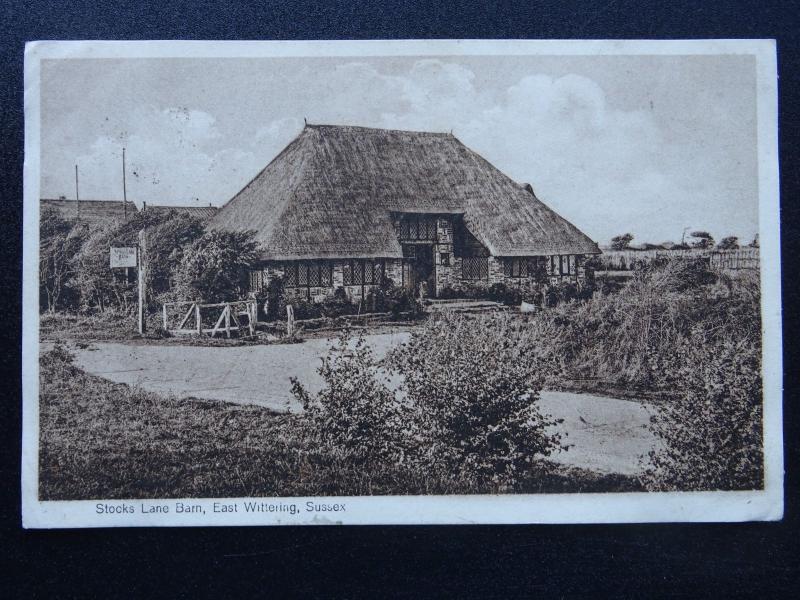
[39, 54, 759, 246]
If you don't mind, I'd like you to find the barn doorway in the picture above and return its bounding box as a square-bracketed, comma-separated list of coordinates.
[402, 244, 436, 298]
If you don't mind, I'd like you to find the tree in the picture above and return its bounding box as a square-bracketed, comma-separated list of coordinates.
[144, 211, 206, 299]
[39, 208, 87, 312]
[689, 231, 715, 249]
[717, 236, 739, 250]
[610, 233, 634, 251]
[173, 229, 261, 302]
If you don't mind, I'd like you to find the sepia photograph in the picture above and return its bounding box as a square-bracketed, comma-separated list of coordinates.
[21, 39, 782, 527]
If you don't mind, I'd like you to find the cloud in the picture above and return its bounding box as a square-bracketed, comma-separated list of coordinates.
[46, 57, 757, 244]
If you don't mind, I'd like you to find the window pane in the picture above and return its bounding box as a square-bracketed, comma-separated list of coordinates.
[374, 261, 384, 283]
[364, 260, 374, 284]
[569, 255, 576, 274]
[298, 263, 309, 285]
[353, 260, 364, 285]
[503, 258, 513, 277]
[479, 257, 488, 279]
[401, 219, 410, 239]
[285, 264, 297, 287]
[520, 259, 528, 278]
[321, 262, 332, 286]
[423, 219, 436, 240]
[308, 262, 321, 286]
[410, 219, 419, 240]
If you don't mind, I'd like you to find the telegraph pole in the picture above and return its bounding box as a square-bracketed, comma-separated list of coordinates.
[74, 164, 80, 220]
[137, 228, 147, 334]
[122, 147, 128, 221]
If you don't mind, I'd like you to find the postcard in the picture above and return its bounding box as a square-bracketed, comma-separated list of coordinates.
[22, 39, 782, 527]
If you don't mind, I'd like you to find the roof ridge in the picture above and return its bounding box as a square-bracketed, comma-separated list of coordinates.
[304, 122, 454, 137]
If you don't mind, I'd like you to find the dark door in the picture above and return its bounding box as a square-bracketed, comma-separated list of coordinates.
[412, 244, 435, 298]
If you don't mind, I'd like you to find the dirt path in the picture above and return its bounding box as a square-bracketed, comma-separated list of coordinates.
[69, 335, 656, 476]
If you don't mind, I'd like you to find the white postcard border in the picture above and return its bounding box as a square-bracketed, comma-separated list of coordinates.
[21, 39, 783, 528]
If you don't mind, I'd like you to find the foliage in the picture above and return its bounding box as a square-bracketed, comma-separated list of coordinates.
[689, 230, 715, 249]
[641, 332, 763, 491]
[39, 208, 87, 312]
[610, 233, 634, 250]
[264, 276, 284, 321]
[524, 258, 757, 389]
[143, 211, 206, 300]
[173, 229, 260, 302]
[290, 330, 412, 467]
[73, 209, 187, 312]
[717, 236, 740, 250]
[387, 312, 566, 488]
[321, 286, 357, 318]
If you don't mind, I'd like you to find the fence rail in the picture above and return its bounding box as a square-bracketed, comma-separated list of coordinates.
[598, 248, 759, 272]
[162, 300, 257, 337]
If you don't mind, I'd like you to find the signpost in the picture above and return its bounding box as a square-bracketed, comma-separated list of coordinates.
[137, 230, 147, 334]
[109, 232, 147, 334]
[109, 247, 137, 269]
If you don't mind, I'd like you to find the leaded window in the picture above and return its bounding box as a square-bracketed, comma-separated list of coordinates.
[461, 256, 489, 280]
[284, 261, 332, 288]
[398, 215, 437, 241]
[503, 258, 530, 278]
[343, 259, 385, 286]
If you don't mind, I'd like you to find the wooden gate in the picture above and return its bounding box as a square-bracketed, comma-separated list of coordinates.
[162, 300, 257, 337]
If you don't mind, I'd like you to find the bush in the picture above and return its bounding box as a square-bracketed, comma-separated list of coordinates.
[39, 208, 88, 312]
[264, 276, 284, 321]
[321, 287, 356, 318]
[641, 332, 763, 491]
[387, 312, 565, 488]
[290, 331, 411, 467]
[173, 230, 260, 303]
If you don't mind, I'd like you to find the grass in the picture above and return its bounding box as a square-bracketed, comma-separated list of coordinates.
[38, 344, 642, 501]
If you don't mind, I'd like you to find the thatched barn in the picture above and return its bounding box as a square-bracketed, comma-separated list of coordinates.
[209, 124, 600, 301]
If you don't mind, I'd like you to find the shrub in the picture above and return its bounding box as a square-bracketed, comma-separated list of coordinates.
[387, 312, 565, 488]
[39, 208, 88, 312]
[321, 287, 356, 318]
[641, 332, 763, 491]
[290, 331, 411, 467]
[173, 230, 260, 302]
[264, 276, 284, 321]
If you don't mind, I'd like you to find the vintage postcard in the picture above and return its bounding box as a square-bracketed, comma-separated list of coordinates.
[22, 40, 782, 527]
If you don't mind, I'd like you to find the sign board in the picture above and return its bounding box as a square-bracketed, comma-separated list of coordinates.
[110, 246, 137, 268]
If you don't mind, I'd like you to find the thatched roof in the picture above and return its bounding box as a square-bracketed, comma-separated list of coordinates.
[209, 124, 600, 260]
[40, 198, 136, 226]
[143, 204, 219, 221]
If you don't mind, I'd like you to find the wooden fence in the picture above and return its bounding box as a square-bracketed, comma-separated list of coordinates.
[598, 248, 759, 272]
[162, 300, 257, 337]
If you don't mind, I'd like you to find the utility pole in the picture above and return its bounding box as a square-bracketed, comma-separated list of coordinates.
[681, 227, 691, 246]
[138, 228, 147, 334]
[74, 164, 80, 220]
[122, 147, 128, 221]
